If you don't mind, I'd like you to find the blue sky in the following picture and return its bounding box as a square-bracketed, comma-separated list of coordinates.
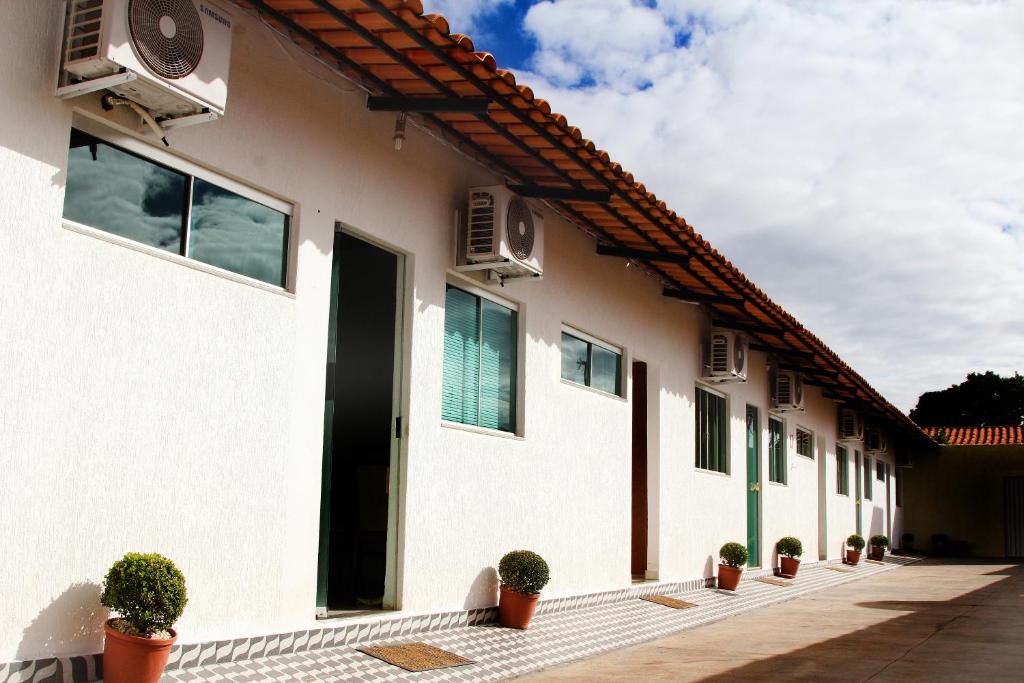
[421, 0, 1024, 412]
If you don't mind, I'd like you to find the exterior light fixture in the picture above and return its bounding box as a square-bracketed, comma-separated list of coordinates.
[393, 112, 407, 151]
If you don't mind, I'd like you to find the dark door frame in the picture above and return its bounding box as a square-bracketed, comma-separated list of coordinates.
[631, 361, 648, 579]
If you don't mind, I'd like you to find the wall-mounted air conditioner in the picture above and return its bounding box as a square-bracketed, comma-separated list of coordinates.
[865, 428, 888, 454]
[771, 370, 805, 413]
[456, 185, 544, 279]
[701, 328, 747, 383]
[59, 0, 233, 123]
[838, 407, 864, 443]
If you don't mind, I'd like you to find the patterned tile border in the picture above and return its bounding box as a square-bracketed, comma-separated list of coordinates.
[0, 556, 915, 683]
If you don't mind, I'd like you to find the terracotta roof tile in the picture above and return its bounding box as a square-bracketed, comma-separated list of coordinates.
[235, 0, 931, 445]
[925, 426, 1024, 446]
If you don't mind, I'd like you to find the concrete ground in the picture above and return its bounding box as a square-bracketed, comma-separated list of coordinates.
[524, 559, 1023, 682]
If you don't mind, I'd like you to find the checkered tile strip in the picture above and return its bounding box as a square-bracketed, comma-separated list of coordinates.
[158, 556, 919, 682]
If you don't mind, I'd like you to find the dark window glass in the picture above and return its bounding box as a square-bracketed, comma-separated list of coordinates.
[560, 332, 622, 396]
[64, 129, 185, 253]
[877, 461, 886, 481]
[769, 417, 786, 484]
[796, 428, 814, 458]
[836, 445, 849, 495]
[188, 178, 289, 287]
[696, 387, 727, 473]
[865, 456, 873, 499]
[561, 333, 589, 385]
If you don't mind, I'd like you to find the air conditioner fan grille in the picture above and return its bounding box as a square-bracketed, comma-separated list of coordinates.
[505, 196, 535, 260]
[129, 0, 204, 80]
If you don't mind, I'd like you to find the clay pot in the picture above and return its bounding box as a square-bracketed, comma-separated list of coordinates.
[870, 546, 885, 561]
[102, 620, 176, 683]
[499, 586, 540, 629]
[717, 564, 743, 591]
[780, 556, 801, 578]
[845, 549, 862, 565]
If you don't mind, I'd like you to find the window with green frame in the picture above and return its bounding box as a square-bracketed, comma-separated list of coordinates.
[836, 444, 849, 495]
[441, 285, 517, 432]
[695, 386, 727, 473]
[876, 461, 886, 481]
[796, 427, 814, 458]
[560, 330, 622, 395]
[895, 468, 903, 507]
[768, 417, 786, 483]
[864, 455, 873, 499]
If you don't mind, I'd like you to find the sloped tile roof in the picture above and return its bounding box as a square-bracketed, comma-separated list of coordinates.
[233, 0, 931, 445]
[925, 426, 1024, 446]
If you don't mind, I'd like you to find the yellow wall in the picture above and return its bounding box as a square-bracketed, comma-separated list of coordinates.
[904, 445, 1024, 557]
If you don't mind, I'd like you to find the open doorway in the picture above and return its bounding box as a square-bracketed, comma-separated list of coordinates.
[631, 361, 648, 580]
[317, 228, 403, 614]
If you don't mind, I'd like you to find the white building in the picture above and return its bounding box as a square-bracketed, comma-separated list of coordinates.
[0, 0, 923, 677]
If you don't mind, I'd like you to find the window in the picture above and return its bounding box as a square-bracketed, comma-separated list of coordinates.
[895, 468, 903, 507]
[864, 455, 873, 500]
[695, 386, 727, 473]
[768, 417, 786, 484]
[877, 461, 886, 481]
[63, 128, 291, 287]
[560, 329, 622, 396]
[836, 444, 849, 495]
[795, 427, 814, 458]
[442, 285, 517, 433]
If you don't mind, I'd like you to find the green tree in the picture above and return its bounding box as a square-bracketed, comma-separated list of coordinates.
[910, 372, 1024, 427]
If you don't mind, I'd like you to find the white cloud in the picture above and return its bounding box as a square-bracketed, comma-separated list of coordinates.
[420, 0, 513, 34]
[511, 0, 1024, 411]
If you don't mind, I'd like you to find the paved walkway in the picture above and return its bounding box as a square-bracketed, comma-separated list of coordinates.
[526, 558, 1024, 682]
[160, 557, 917, 681]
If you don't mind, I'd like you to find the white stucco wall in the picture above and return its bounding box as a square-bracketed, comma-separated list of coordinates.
[0, 1, 901, 664]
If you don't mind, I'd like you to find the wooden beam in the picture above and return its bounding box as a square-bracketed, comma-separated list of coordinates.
[366, 96, 491, 113]
[596, 244, 692, 267]
[511, 185, 611, 202]
[663, 287, 743, 306]
[749, 343, 815, 360]
[711, 319, 785, 337]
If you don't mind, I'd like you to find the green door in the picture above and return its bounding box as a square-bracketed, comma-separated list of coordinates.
[746, 405, 761, 567]
[855, 450, 863, 536]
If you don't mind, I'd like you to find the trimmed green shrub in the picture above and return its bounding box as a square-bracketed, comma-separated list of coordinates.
[719, 542, 749, 568]
[499, 550, 550, 595]
[846, 534, 866, 551]
[101, 553, 187, 637]
[776, 536, 803, 559]
[870, 534, 890, 549]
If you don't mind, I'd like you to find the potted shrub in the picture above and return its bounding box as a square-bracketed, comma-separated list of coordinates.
[498, 550, 550, 629]
[870, 534, 890, 560]
[717, 542, 749, 590]
[101, 553, 187, 683]
[776, 536, 803, 578]
[845, 534, 866, 565]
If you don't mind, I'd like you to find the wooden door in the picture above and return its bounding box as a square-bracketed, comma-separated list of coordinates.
[631, 362, 648, 577]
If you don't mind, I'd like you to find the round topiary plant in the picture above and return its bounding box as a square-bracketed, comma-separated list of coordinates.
[498, 550, 550, 595]
[719, 542, 749, 568]
[846, 534, 866, 551]
[777, 536, 803, 559]
[101, 553, 187, 638]
[870, 534, 890, 549]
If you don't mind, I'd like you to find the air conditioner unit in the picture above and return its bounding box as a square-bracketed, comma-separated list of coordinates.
[838, 408, 864, 443]
[701, 328, 747, 383]
[771, 370, 805, 413]
[457, 186, 544, 279]
[59, 0, 233, 121]
[865, 428, 888, 454]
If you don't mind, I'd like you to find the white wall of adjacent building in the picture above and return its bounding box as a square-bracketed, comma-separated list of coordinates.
[0, 1, 895, 664]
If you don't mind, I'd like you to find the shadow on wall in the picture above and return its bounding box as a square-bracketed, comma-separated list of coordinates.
[16, 582, 108, 661]
[463, 566, 499, 610]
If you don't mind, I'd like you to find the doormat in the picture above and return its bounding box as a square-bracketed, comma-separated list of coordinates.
[356, 642, 475, 672]
[826, 565, 854, 573]
[756, 577, 792, 587]
[641, 595, 696, 609]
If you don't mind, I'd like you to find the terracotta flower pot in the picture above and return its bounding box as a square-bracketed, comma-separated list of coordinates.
[870, 546, 885, 561]
[845, 549, 862, 565]
[717, 564, 743, 591]
[499, 586, 540, 629]
[780, 556, 801, 578]
[103, 619, 176, 683]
